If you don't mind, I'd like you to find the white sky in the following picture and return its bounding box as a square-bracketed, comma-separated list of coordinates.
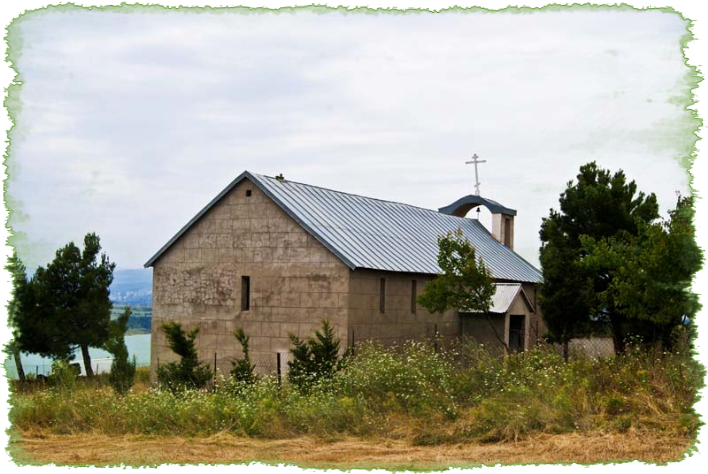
[3, 2, 699, 272]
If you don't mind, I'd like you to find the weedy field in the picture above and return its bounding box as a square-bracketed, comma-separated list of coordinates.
[8, 341, 704, 467]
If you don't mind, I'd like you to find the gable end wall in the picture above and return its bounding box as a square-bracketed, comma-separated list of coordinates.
[150, 178, 350, 376]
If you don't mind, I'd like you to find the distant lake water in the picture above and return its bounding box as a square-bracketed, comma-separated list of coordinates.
[4, 334, 151, 379]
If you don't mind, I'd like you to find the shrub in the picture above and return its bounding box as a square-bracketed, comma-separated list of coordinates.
[157, 321, 212, 393]
[287, 320, 342, 390]
[105, 307, 137, 395]
[333, 340, 458, 418]
[48, 360, 79, 393]
[230, 327, 256, 386]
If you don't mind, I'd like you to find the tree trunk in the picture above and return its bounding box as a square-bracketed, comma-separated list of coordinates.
[609, 313, 625, 355]
[81, 344, 94, 377]
[13, 346, 26, 382]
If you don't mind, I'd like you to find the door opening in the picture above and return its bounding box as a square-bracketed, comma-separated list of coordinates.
[509, 315, 525, 352]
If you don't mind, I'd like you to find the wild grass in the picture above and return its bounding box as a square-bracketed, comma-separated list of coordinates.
[9, 341, 704, 443]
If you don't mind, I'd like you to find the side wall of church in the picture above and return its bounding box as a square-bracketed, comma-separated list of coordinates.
[347, 269, 458, 345]
[150, 179, 350, 377]
[521, 283, 546, 346]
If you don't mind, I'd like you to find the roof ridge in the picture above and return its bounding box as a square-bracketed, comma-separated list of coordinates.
[251, 171, 470, 217]
[146, 170, 542, 283]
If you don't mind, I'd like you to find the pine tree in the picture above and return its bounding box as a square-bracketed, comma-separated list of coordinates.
[539, 162, 660, 354]
[157, 321, 212, 392]
[33, 233, 116, 375]
[5, 250, 28, 381]
[287, 320, 342, 390]
[230, 327, 256, 385]
[579, 195, 703, 349]
[6, 250, 73, 366]
[105, 306, 136, 395]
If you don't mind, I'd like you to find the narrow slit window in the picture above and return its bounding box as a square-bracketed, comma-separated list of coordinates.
[411, 280, 417, 314]
[379, 278, 386, 314]
[241, 276, 251, 311]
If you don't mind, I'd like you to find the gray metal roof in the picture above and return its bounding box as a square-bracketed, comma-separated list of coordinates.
[145, 171, 542, 283]
[488, 283, 531, 313]
[461, 283, 535, 314]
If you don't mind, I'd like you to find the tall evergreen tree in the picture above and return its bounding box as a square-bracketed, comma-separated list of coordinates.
[579, 195, 702, 349]
[34, 233, 115, 376]
[6, 250, 74, 368]
[539, 162, 660, 354]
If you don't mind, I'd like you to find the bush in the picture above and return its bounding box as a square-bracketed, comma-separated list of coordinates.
[105, 307, 136, 395]
[230, 327, 256, 386]
[48, 360, 79, 393]
[287, 320, 342, 390]
[332, 341, 458, 418]
[157, 321, 213, 393]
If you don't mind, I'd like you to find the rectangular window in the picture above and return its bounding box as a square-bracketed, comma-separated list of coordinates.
[241, 276, 251, 311]
[411, 280, 417, 314]
[379, 278, 386, 314]
[245, 189, 252, 197]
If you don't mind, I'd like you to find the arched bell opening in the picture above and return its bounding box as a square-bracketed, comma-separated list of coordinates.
[438, 195, 517, 249]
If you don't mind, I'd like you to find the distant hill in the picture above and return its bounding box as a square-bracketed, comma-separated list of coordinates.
[110, 268, 152, 306]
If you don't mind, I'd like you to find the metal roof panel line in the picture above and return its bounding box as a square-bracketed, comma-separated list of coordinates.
[145, 171, 542, 283]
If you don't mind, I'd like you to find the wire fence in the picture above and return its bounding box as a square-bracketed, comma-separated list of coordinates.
[6, 358, 118, 380]
[9, 325, 692, 383]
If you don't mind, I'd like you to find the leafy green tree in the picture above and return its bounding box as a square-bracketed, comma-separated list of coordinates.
[33, 233, 116, 376]
[230, 327, 256, 385]
[157, 321, 212, 392]
[417, 229, 499, 347]
[539, 162, 660, 354]
[104, 306, 137, 395]
[287, 320, 342, 390]
[579, 195, 702, 350]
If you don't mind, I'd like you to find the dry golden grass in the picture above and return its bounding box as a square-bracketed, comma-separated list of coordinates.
[10, 429, 694, 469]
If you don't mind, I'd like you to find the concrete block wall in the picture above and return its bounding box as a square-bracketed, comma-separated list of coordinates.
[151, 179, 350, 377]
[460, 286, 544, 353]
[347, 269, 458, 345]
[491, 213, 514, 249]
[460, 313, 507, 354]
[149, 176, 545, 379]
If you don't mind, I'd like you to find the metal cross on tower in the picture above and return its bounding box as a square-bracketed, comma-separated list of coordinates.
[465, 153, 486, 196]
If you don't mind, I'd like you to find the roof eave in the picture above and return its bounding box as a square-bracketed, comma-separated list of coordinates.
[144, 170, 254, 268]
[144, 171, 359, 271]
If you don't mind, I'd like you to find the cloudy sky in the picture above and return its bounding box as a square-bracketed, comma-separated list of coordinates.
[4, 4, 700, 271]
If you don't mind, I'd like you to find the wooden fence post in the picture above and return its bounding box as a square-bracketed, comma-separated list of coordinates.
[276, 352, 282, 389]
[213, 352, 217, 393]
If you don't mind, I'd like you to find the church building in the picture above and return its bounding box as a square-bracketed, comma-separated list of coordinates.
[145, 171, 545, 374]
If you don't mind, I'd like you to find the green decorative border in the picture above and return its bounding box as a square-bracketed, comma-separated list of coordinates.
[0, 0, 708, 474]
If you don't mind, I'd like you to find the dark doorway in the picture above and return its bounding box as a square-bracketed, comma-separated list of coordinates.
[509, 315, 525, 352]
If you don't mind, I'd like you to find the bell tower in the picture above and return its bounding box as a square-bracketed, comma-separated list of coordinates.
[438, 195, 516, 249]
[440, 153, 516, 248]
